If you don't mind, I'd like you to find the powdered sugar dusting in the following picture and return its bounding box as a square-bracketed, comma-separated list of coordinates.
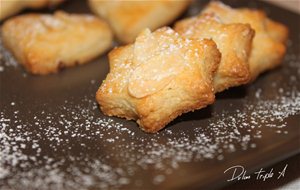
[1, 80, 299, 189]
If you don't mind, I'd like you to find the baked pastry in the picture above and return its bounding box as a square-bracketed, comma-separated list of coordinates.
[175, 13, 255, 92]
[202, 1, 288, 80]
[0, 0, 64, 21]
[88, 0, 191, 43]
[96, 27, 221, 133]
[1, 11, 113, 75]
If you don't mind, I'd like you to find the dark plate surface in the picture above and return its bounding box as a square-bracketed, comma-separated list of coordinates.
[0, 0, 299, 189]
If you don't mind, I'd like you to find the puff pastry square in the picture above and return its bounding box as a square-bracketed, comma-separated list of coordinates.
[1, 11, 113, 75]
[96, 27, 221, 133]
[202, 1, 288, 80]
[175, 13, 255, 92]
[88, 0, 191, 43]
[0, 0, 64, 21]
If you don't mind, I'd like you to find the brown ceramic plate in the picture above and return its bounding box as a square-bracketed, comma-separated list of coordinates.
[0, 0, 299, 189]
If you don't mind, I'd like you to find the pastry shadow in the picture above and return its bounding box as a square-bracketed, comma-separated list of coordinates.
[216, 85, 248, 99]
[164, 85, 248, 131]
[167, 105, 213, 128]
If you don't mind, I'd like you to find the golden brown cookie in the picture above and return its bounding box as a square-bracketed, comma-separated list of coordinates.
[96, 27, 221, 133]
[175, 13, 255, 92]
[1, 11, 113, 75]
[0, 0, 64, 21]
[88, 0, 191, 43]
[202, 1, 288, 80]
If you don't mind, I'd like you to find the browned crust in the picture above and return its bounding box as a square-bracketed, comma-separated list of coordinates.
[175, 14, 255, 92]
[202, 1, 289, 81]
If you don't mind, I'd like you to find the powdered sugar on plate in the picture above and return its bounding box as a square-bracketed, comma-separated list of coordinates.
[1, 75, 299, 190]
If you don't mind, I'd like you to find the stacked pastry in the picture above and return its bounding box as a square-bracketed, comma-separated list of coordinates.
[96, 1, 288, 133]
[200, 2, 288, 80]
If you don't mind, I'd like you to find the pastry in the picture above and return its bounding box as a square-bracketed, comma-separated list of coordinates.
[1, 11, 113, 75]
[202, 1, 288, 80]
[0, 0, 64, 21]
[88, 0, 191, 43]
[96, 27, 221, 133]
[175, 13, 255, 92]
